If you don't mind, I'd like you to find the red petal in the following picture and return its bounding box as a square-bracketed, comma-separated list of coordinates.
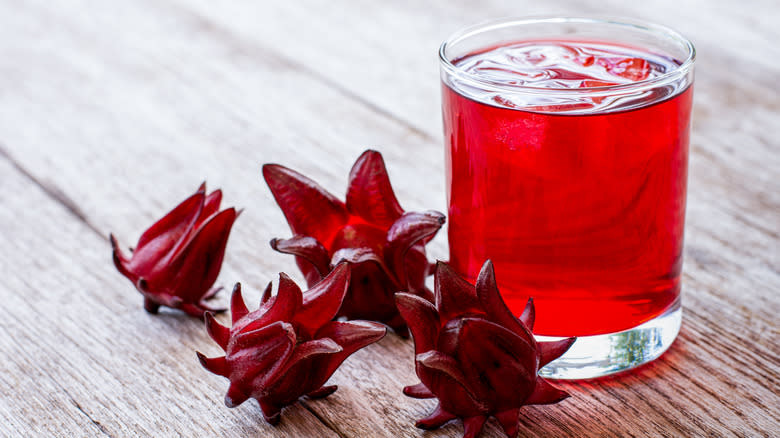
[417, 351, 473, 397]
[165, 208, 237, 303]
[204, 312, 230, 350]
[229, 322, 296, 392]
[197, 188, 223, 228]
[332, 259, 399, 325]
[289, 338, 342, 359]
[228, 321, 297, 354]
[295, 263, 351, 338]
[462, 416, 487, 438]
[257, 398, 282, 424]
[525, 377, 570, 405]
[271, 236, 330, 278]
[434, 262, 481, 322]
[307, 385, 338, 399]
[138, 279, 183, 311]
[417, 349, 487, 415]
[403, 382, 435, 399]
[329, 246, 396, 288]
[415, 403, 456, 429]
[330, 246, 383, 267]
[225, 383, 250, 408]
[260, 338, 343, 396]
[385, 211, 445, 286]
[136, 190, 204, 252]
[196, 352, 228, 377]
[346, 150, 404, 227]
[318, 321, 387, 351]
[230, 283, 249, 324]
[230, 321, 296, 356]
[395, 293, 439, 354]
[539, 337, 576, 368]
[263, 164, 349, 243]
[110, 233, 135, 281]
[402, 245, 433, 295]
[129, 191, 205, 276]
[314, 320, 386, 379]
[453, 318, 537, 404]
[277, 273, 303, 300]
[261, 281, 273, 304]
[295, 257, 325, 287]
[248, 273, 302, 329]
[476, 260, 534, 341]
[495, 409, 520, 438]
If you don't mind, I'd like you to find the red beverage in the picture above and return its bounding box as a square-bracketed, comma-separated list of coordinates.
[443, 40, 693, 337]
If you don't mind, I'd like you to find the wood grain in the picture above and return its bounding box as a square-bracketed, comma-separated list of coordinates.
[0, 0, 777, 437]
[0, 159, 337, 437]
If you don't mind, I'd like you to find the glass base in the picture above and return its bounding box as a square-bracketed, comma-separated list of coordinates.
[538, 301, 681, 380]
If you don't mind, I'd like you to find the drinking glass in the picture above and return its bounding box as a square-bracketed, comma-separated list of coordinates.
[439, 17, 695, 379]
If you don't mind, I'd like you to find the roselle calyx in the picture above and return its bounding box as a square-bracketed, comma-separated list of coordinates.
[197, 263, 386, 424]
[263, 150, 445, 336]
[396, 261, 576, 438]
[111, 183, 238, 317]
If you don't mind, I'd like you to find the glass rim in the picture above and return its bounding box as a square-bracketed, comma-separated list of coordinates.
[439, 16, 696, 96]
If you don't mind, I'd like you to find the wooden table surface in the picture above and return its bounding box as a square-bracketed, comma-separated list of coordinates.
[1, 1, 778, 437]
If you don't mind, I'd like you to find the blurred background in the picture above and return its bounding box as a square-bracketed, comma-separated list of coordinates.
[3, 0, 777, 272]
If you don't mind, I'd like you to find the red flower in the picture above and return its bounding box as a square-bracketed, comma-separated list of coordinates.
[263, 150, 445, 335]
[197, 263, 387, 424]
[111, 183, 238, 317]
[396, 261, 576, 438]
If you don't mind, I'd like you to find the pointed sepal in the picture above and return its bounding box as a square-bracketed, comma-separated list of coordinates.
[261, 281, 273, 304]
[434, 261, 481, 322]
[196, 352, 229, 378]
[403, 382, 435, 399]
[346, 149, 404, 227]
[314, 320, 386, 380]
[476, 260, 534, 341]
[230, 283, 249, 324]
[415, 403, 457, 430]
[525, 377, 570, 405]
[495, 409, 520, 438]
[204, 312, 230, 350]
[258, 398, 282, 425]
[395, 293, 439, 354]
[263, 163, 349, 242]
[462, 415, 487, 438]
[519, 298, 535, 331]
[539, 337, 576, 368]
[225, 383, 250, 408]
[385, 211, 445, 286]
[270, 235, 331, 278]
[295, 263, 351, 338]
[307, 385, 338, 399]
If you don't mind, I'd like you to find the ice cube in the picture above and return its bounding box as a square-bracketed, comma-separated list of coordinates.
[597, 57, 651, 81]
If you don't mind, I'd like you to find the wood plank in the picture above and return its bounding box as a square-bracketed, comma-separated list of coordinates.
[173, 0, 780, 234]
[0, 1, 457, 436]
[0, 0, 777, 437]
[171, 0, 780, 132]
[0, 162, 338, 436]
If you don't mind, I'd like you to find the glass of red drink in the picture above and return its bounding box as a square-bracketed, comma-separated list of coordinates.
[439, 17, 695, 379]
